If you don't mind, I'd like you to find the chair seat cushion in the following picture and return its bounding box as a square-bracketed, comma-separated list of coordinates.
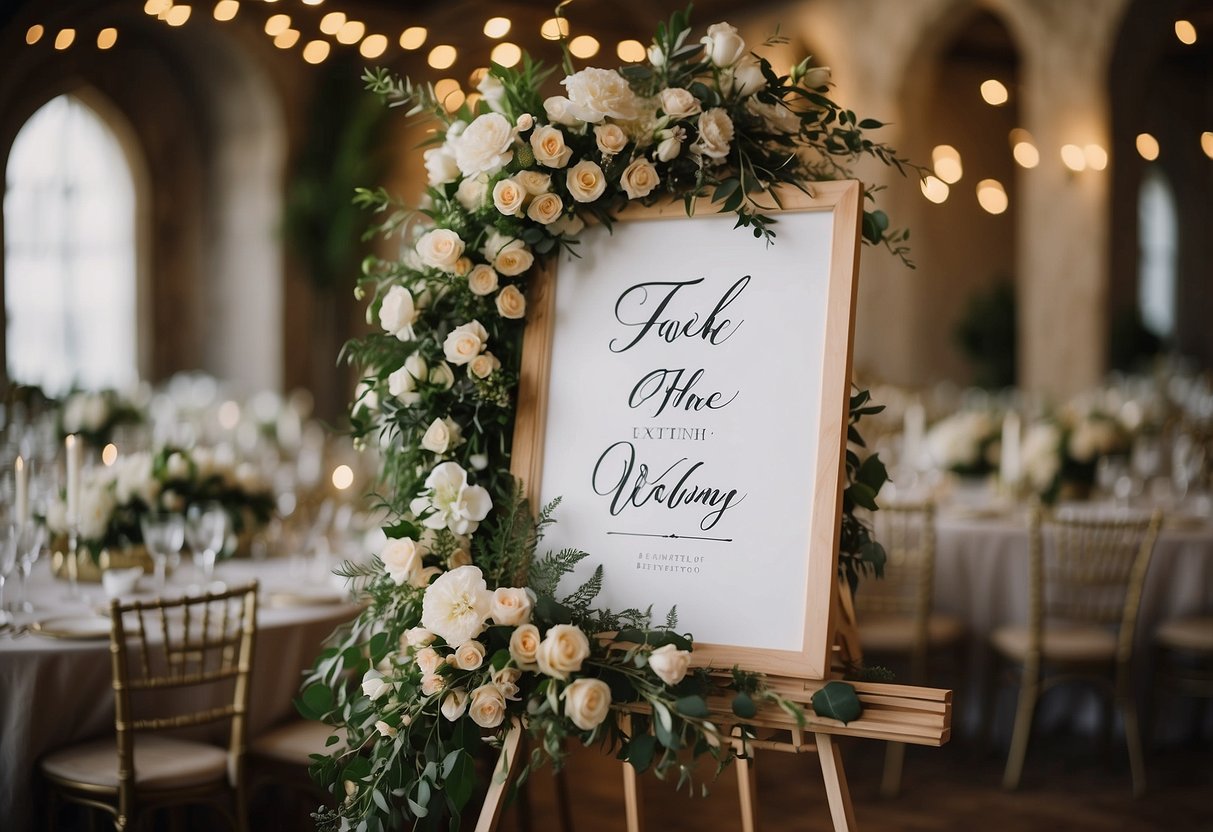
[859, 613, 964, 652]
[41, 735, 229, 792]
[250, 721, 346, 766]
[1156, 616, 1213, 653]
[991, 624, 1117, 663]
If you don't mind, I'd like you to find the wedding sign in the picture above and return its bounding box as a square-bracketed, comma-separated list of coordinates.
[513, 181, 862, 679]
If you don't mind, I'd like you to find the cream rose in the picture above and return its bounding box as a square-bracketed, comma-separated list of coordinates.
[387, 353, 428, 405]
[469, 684, 506, 729]
[379, 285, 419, 341]
[405, 627, 435, 648]
[566, 160, 607, 203]
[429, 362, 455, 390]
[453, 112, 515, 177]
[659, 87, 701, 119]
[453, 257, 472, 277]
[452, 640, 486, 671]
[536, 624, 590, 680]
[416, 228, 466, 272]
[530, 125, 574, 168]
[421, 673, 446, 696]
[656, 134, 683, 162]
[543, 95, 591, 127]
[594, 123, 628, 156]
[729, 55, 766, 97]
[456, 175, 489, 212]
[492, 666, 522, 700]
[695, 108, 734, 161]
[443, 320, 489, 365]
[492, 177, 526, 217]
[620, 157, 660, 200]
[469, 352, 501, 380]
[380, 537, 423, 585]
[515, 170, 551, 195]
[563, 678, 611, 731]
[415, 646, 443, 675]
[494, 242, 534, 277]
[516, 112, 534, 131]
[526, 192, 564, 225]
[441, 688, 469, 721]
[509, 623, 541, 670]
[548, 213, 585, 237]
[467, 264, 499, 296]
[421, 416, 463, 455]
[701, 21, 746, 67]
[495, 285, 527, 319]
[424, 147, 459, 187]
[648, 643, 692, 686]
[490, 586, 534, 626]
[562, 67, 640, 122]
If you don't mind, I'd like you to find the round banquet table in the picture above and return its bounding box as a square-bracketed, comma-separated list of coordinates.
[0, 556, 361, 832]
[929, 505, 1213, 741]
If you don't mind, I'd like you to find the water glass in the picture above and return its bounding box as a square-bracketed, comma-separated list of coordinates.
[141, 511, 185, 592]
[186, 503, 227, 584]
[14, 522, 46, 612]
[0, 526, 17, 624]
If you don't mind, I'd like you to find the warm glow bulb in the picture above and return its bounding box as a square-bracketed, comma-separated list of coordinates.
[97, 27, 118, 49]
[931, 145, 963, 184]
[980, 79, 1009, 106]
[569, 35, 600, 58]
[144, 0, 171, 15]
[1136, 132, 1160, 161]
[101, 444, 119, 466]
[434, 78, 461, 99]
[303, 39, 330, 64]
[213, 0, 239, 22]
[360, 34, 388, 59]
[265, 14, 290, 36]
[336, 20, 365, 45]
[920, 175, 949, 204]
[302, 0, 324, 5]
[1202, 131, 1213, 160]
[428, 44, 457, 69]
[332, 465, 354, 490]
[54, 28, 75, 49]
[617, 39, 646, 62]
[976, 179, 1008, 214]
[490, 41, 521, 68]
[399, 26, 426, 50]
[165, 5, 192, 26]
[444, 90, 466, 113]
[468, 67, 488, 86]
[1012, 141, 1039, 168]
[1083, 143, 1108, 171]
[1175, 20, 1197, 45]
[483, 17, 511, 38]
[319, 11, 345, 35]
[274, 29, 300, 49]
[25, 24, 44, 45]
[541, 17, 569, 41]
[1060, 144, 1086, 171]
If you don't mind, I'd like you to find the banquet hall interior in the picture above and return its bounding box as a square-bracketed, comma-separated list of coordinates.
[0, 0, 1211, 830]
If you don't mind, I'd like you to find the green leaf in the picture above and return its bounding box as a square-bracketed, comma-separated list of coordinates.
[857, 454, 888, 493]
[732, 691, 757, 719]
[372, 788, 390, 813]
[535, 595, 573, 625]
[675, 695, 709, 719]
[369, 631, 391, 664]
[383, 520, 421, 540]
[626, 733, 658, 774]
[847, 482, 879, 511]
[811, 681, 863, 724]
[297, 683, 333, 720]
[445, 750, 476, 809]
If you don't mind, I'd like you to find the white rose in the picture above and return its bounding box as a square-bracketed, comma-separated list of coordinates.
[647, 43, 665, 67]
[695, 108, 734, 161]
[469, 352, 501, 380]
[405, 627, 435, 648]
[490, 586, 534, 626]
[562, 67, 640, 122]
[387, 353, 428, 405]
[509, 623, 541, 671]
[494, 241, 534, 277]
[563, 678, 612, 731]
[477, 73, 507, 112]
[516, 113, 534, 132]
[443, 321, 488, 365]
[380, 537, 423, 585]
[452, 640, 486, 671]
[421, 673, 446, 696]
[421, 416, 463, 455]
[543, 95, 592, 127]
[656, 135, 682, 161]
[453, 112, 515, 177]
[379, 285, 419, 341]
[548, 213, 585, 237]
[469, 684, 507, 729]
[566, 160, 607, 203]
[441, 688, 469, 721]
[648, 643, 692, 686]
[594, 123, 628, 156]
[515, 170, 551, 195]
[701, 21, 746, 67]
[659, 87, 701, 119]
[620, 157, 661, 200]
[530, 125, 574, 168]
[415, 646, 443, 675]
[416, 228, 466, 272]
[495, 285, 527, 319]
[803, 66, 832, 89]
[729, 55, 766, 97]
[424, 147, 460, 187]
[362, 670, 392, 700]
[492, 666, 522, 700]
[467, 264, 500, 296]
[492, 177, 526, 217]
[526, 192, 564, 225]
[456, 175, 489, 212]
[429, 362, 455, 390]
[536, 624, 591, 680]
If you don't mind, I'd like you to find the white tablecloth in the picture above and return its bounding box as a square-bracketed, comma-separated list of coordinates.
[0, 557, 360, 832]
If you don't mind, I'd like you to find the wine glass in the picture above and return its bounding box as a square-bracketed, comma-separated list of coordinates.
[1171, 432, 1207, 502]
[186, 503, 227, 585]
[141, 511, 185, 592]
[14, 522, 46, 613]
[0, 525, 17, 625]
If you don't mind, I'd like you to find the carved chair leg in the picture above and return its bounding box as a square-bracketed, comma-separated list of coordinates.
[1118, 674, 1147, 797]
[1002, 661, 1040, 790]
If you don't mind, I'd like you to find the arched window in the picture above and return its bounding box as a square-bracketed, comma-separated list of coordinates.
[4, 94, 138, 393]
[1137, 167, 1178, 341]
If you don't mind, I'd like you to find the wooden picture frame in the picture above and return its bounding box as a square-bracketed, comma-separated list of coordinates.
[510, 180, 863, 680]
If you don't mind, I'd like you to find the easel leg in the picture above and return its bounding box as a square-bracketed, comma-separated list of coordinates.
[815, 733, 858, 832]
[621, 714, 645, 832]
[736, 748, 759, 832]
[475, 718, 524, 832]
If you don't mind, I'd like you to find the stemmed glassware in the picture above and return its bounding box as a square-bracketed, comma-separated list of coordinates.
[140, 511, 185, 592]
[13, 522, 46, 613]
[186, 503, 227, 586]
[0, 525, 18, 626]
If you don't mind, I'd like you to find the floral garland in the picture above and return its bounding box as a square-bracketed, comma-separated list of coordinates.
[303, 9, 901, 830]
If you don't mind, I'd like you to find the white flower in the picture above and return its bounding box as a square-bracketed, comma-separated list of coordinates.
[410, 463, 493, 535]
[594, 123, 628, 156]
[656, 134, 683, 161]
[516, 113, 534, 131]
[78, 481, 116, 542]
[647, 43, 665, 67]
[695, 108, 734, 160]
[441, 688, 469, 721]
[530, 125, 574, 168]
[443, 320, 489, 365]
[701, 21, 746, 67]
[490, 586, 534, 626]
[548, 213, 585, 237]
[536, 624, 591, 680]
[543, 95, 592, 127]
[421, 416, 464, 455]
[728, 55, 766, 97]
[415, 646, 443, 675]
[477, 73, 507, 112]
[494, 241, 534, 276]
[379, 285, 420, 341]
[926, 412, 996, 470]
[387, 353, 428, 405]
[491, 666, 522, 700]
[424, 147, 460, 187]
[562, 67, 640, 123]
[1068, 416, 1122, 463]
[495, 286, 527, 320]
[648, 643, 692, 686]
[469, 352, 501, 380]
[469, 684, 506, 729]
[405, 627, 435, 648]
[380, 537, 423, 585]
[659, 87, 701, 119]
[467, 264, 500, 296]
[620, 157, 661, 200]
[515, 170, 551, 195]
[456, 175, 490, 212]
[469, 454, 488, 471]
[566, 160, 607, 203]
[452, 640, 486, 671]
[453, 112, 515, 177]
[509, 623, 541, 671]
[803, 66, 832, 89]
[374, 720, 397, 738]
[526, 192, 564, 225]
[492, 177, 526, 217]
[454, 257, 473, 277]
[362, 670, 392, 700]
[420, 565, 493, 647]
[747, 98, 800, 134]
[165, 451, 190, 480]
[114, 453, 158, 506]
[1023, 422, 1062, 492]
[421, 673, 446, 696]
[563, 678, 611, 731]
[416, 228, 466, 272]
[429, 362, 455, 390]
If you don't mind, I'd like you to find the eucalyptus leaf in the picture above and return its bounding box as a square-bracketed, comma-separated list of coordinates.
[811, 681, 863, 724]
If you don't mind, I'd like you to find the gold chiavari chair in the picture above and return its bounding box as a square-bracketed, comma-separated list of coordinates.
[1151, 613, 1213, 740]
[41, 582, 259, 831]
[992, 508, 1161, 795]
[854, 501, 963, 797]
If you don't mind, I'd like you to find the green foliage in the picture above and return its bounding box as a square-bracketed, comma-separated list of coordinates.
[811, 680, 863, 724]
[954, 279, 1018, 389]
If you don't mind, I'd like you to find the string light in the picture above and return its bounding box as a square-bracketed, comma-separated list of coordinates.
[97, 28, 118, 49]
[336, 20, 365, 45]
[319, 11, 345, 35]
[399, 26, 426, 50]
[144, 0, 170, 14]
[213, 0, 239, 22]
[1175, 20, 1197, 45]
[976, 179, 1008, 214]
[360, 34, 388, 59]
[931, 145, 963, 184]
[428, 44, 457, 69]
[302, 39, 330, 64]
[274, 29, 300, 49]
[165, 5, 192, 26]
[25, 24, 44, 44]
[332, 465, 354, 490]
[265, 14, 290, 37]
[483, 17, 511, 38]
[302, 0, 325, 5]
[1135, 132, 1159, 161]
[569, 35, 600, 58]
[540, 17, 569, 41]
[490, 42, 521, 68]
[1009, 128, 1039, 168]
[980, 79, 1009, 106]
[920, 175, 949, 204]
[617, 39, 646, 62]
[54, 28, 76, 49]
[1201, 132, 1213, 160]
[1060, 143, 1086, 171]
[1083, 143, 1108, 171]
[101, 444, 119, 466]
[468, 67, 488, 86]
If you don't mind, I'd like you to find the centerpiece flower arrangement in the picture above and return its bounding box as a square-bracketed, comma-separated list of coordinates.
[924, 410, 1000, 477]
[302, 9, 904, 830]
[1020, 407, 1129, 503]
[58, 388, 144, 447]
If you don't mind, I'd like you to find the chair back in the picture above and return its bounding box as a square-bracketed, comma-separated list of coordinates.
[107, 582, 259, 804]
[854, 502, 937, 651]
[1028, 508, 1160, 663]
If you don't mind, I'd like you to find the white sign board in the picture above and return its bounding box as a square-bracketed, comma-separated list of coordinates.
[512, 182, 862, 679]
